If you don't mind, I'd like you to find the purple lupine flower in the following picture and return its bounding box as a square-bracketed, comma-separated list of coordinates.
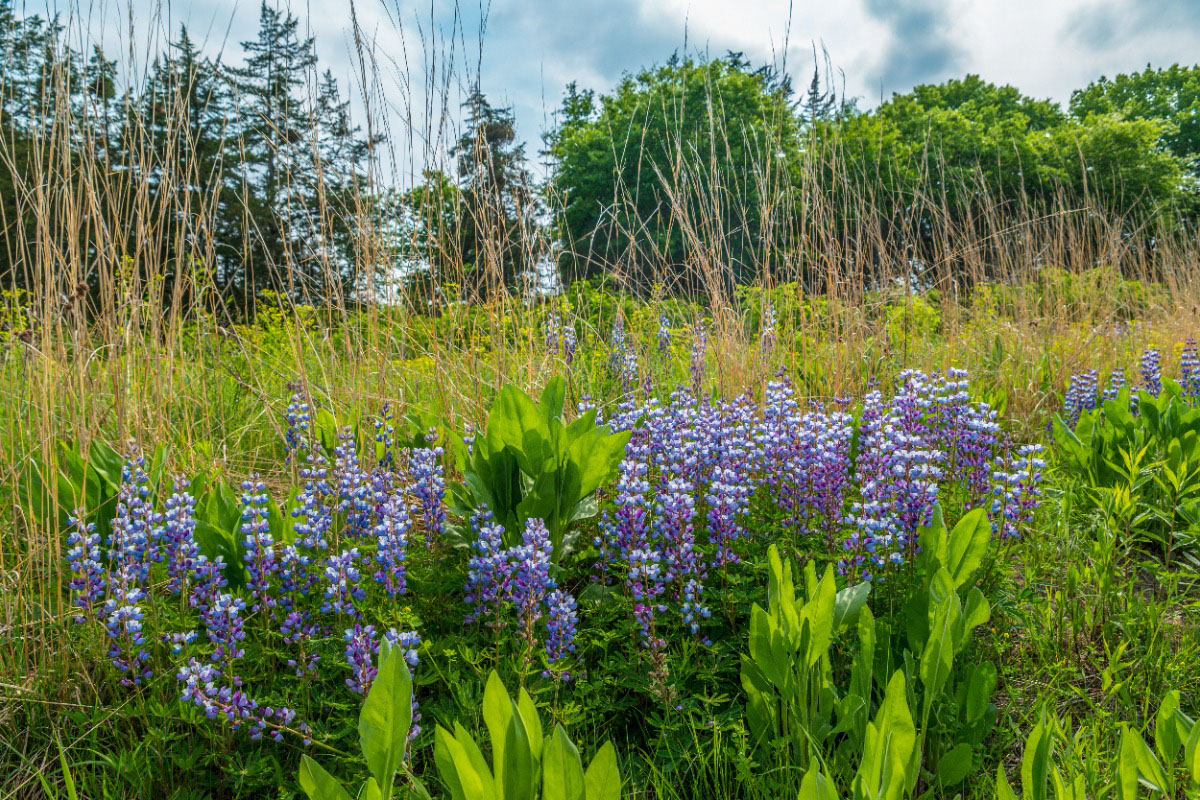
[544, 589, 579, 667]
[177, 658, 311, 744]
[657, 315, 672, 354]
[101, 590, 151, 685]
[464, 507, 512, 626]
[373, 495, 410, 598]
[281, 610, 321, 677]
[410, 440, 446, 547]
[161, 480, 199, 596]
[285, 387, 313, 455]
[1103, 368, 1127, 404]
[610, 316, 639, 395]
[344, 625, 422, 698]
[344, 624, 381, 695]
[109, 445, 160, 589]
[375, 403, 397, 469]
[627, 546, 666, 648]
[509, 519, 556, 650]
[383, 628, 424, 743]
[240, 477, 276, 613]
[1064, 370, 1099, 427]
[323, 549, 366, 617]
[65, 512, 105, 621]
[991, 444, 1046, 539]
[333, 428, 372, 540]
[706, 465, 750, 567]
[1141, 348, 1163, 397]
[189, 556, 228, 616]
[760, 304, 777, 354]
[203, 591, 247, 667]
[1182, 341, 1200, 401]
[547, 313, 578, 365]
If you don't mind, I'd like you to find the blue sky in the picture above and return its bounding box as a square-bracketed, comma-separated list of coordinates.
[18, 0, 1200, 181]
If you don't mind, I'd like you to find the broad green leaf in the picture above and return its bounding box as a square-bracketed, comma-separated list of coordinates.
[299, 756, 354, 800]
[801, 565, 837, 667]
[937, 742, 974, 786]
[434, 726, 483, 800]
[1021, 716, 1051, 800]
[946, 509, 992, 589]
[539, 378, 567, 421]
[966, 661, 998, 723]
[483, 672, 515, 788]
[502, 711, 536, 800]
[833, 581, 871, 632]
[963, 588, 991, 635]
[583, 742, 622, 800]
[1125, 729, 1169, 793]
[542, 725, 585, 800]
[798, 765, 840, 800]
[996, 765, 1019, 800]
[358, 648, 414, 792]
[1116, 728, 1139, 800]
[1155, 691, 1182, 766]
[517, 689, 544, 765]
[1185, 722, 1200, 783]
[453, 722, 497, 800]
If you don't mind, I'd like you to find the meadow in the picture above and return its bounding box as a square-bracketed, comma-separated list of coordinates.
[3, 267, 1200, 798]
[2, 6, 1200, 798]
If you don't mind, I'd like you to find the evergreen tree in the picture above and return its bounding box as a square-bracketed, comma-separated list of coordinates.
[451, 87, 539, 297]
[230, 2, 319, 300]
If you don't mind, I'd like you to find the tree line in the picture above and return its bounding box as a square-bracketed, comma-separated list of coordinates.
[0, 0, 374, 310]
[2, 0, 1199, 308]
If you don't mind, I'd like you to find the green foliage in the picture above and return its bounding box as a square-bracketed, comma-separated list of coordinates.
[741, 513, 998, 797]
[9, 439, 135, 542]
[433, 671, 622, 800]
[970, 267, 1167, 324]
[450, 377, 631, 562]
[1053, 386, 1200, 565]
[1070, 64, 1200, 181]
[740, 546, 872, 775]
[300, 639, 426, 800]
[997, 695, 1200, 800]
[546, 53, 803, 287]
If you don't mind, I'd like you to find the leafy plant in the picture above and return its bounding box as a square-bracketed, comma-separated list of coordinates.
[9, 438, 157, 541]
[743, 510, 1000, 796]
[434, 671, 623, 800]
[740, 544, 872, 780]
[298, 651, 623, 800]
[450, 377, 631, 563]
[299, 638, 427, 800]
[1053, 385, 1200, 565]
[997, 693, 1200, 800]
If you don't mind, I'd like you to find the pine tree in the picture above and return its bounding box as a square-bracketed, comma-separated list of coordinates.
[230, 2, 319, 300]
[141, 25, 244, 300]
[451, 87, 539, 297]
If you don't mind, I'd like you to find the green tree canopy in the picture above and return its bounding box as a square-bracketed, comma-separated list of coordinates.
[546, 53, 804, 291]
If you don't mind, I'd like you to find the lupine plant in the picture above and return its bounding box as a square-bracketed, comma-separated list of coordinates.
[56, 364, 1043, 778]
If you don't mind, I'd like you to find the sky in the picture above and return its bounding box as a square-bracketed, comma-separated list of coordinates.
[18, 0, 1200, 180]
